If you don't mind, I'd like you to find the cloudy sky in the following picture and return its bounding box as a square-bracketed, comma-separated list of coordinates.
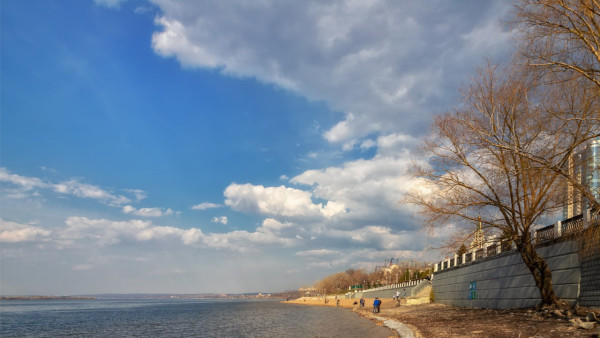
[1, 0, 514, 295]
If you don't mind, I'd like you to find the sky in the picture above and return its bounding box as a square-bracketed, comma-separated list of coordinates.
[1, 0, 515, 295]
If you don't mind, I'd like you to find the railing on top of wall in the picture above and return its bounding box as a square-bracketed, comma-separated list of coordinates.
[562, 214, 584, 236]
[360, 278, 429, 294]
[433, 209, 598, 273]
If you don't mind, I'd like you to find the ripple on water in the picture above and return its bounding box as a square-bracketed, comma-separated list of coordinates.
[0, 299, 396, 337]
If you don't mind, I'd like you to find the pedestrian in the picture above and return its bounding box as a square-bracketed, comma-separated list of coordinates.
[403, 288, 406, 298]
[360, 297, 365, 308]
[373, 297, 381, 313]
[336, 298, 340, 307]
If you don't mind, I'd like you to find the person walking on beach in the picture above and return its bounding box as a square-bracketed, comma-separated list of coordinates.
[373, 297, 381, 313]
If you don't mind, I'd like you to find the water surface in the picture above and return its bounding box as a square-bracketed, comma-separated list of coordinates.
[1, 298, 395, 337]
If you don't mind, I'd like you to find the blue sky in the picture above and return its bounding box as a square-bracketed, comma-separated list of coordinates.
[1, 0, 514, 295]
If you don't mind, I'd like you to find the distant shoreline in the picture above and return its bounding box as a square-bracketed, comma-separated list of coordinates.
[0, 293, 289, 301]
[1, 296, 96, 301]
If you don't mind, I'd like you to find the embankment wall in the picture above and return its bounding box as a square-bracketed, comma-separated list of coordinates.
[432, 240, 583, 309]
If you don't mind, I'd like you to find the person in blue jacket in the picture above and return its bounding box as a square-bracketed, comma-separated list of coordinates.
[373, 297, 381, 313]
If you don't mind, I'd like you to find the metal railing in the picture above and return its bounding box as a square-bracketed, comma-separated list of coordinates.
[536, 224, 556, 241]
[562, 214, 584, 235]
[434, 209, 598, 274]
[360, 278, 429, 294]
[487, 244, 497, 257]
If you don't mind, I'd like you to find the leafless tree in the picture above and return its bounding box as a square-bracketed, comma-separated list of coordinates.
[408, 63, 565, 305]
[513, 0, 600, 212]
[515, 0, 600, 88]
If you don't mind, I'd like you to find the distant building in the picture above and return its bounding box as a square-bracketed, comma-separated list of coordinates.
[564, 137, 600, 219]
[470, 218, 485, 250]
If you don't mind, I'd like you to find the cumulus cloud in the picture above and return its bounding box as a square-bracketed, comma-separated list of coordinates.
[149, 0, 514, 146]
[122, 205, 175, 217]
[224, 183, 346, 219]
[257, 218, 294, 233]
[291, 134, 423, 227]
[2, 215, 297, 253]
[0, 219, 51, 243]
[191, 202, 221, 210]
[211, 216, 228, 225]
[201, 229, 295, 252]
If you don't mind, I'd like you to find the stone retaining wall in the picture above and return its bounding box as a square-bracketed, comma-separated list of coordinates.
[432, 240, 583, 309]
[579, 227, 600, 307]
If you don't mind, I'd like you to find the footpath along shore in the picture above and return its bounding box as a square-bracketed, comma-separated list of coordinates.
[284, 297, 600, 337]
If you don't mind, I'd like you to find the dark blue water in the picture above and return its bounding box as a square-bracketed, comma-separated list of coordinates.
[0, 299, 395, 337]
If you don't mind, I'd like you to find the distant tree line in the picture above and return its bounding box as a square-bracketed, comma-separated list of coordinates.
[312, 264, 432, 295]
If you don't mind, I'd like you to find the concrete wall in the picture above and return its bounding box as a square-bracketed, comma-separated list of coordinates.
[579, 229, 600, 307]
[432, 240, 582, 309]
[347, 281, 428, 299]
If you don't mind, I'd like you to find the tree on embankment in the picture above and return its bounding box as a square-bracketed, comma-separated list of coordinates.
[407, 0, 600, 308]
[408, 61, 573, 306]
[511, 0, 600, 211]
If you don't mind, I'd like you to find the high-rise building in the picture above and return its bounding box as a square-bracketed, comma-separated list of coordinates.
[563, 137, 600, 219]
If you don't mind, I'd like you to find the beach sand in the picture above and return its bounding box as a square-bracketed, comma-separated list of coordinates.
[285, 297, 409, 337]
[285, 297, 600, 337]
[285, 296, 397, 311]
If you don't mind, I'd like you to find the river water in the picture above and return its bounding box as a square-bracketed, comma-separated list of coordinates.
[0, 298, 395, 337]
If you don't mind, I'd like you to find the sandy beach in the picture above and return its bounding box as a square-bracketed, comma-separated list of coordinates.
[285, 297, 600, 337]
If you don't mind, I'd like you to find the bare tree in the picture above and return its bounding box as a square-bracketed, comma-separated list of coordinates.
[513, 0, 600, 212]
[515, 0, 600, 88]
[408, 63, 565, 305]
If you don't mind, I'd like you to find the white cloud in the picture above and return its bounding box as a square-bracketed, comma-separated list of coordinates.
[211, 216, 228, 225]
[122, 205, 175, 217]
[191, 202, 221, 210]
[125, 189, 148, 202]
[54, 179, 131, 206]
[2, 215, 297, 253]
[359, 139, 376, 150]
[201, 229, 295, 252]
[257, 218, 293, 233]
[0, 167, 46, 191]
[0, 219, 51, 243]
[296, 249, 339, 257]
[0, 167, 162, 209]
[149, 0, 514, 146]
[224, 183, 346, 219]
[291, 139, 420, 226]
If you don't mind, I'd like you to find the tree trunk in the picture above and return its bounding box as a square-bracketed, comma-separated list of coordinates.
[516, 238, 557, 306]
